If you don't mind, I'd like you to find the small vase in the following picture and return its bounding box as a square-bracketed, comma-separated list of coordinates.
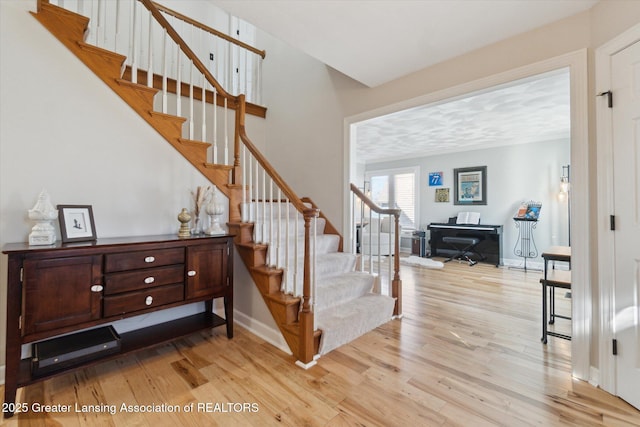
[191, 215, 203, 235]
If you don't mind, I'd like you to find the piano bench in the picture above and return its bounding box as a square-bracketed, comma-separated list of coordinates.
[442, 237, 482, 266]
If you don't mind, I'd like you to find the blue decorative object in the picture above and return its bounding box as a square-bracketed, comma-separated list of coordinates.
[428, 172, 443, 186]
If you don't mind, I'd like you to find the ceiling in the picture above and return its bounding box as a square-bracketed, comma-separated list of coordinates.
[210, 1, 589, 163]
[355, 69, 570, 163]
[211, 0, 597, 88]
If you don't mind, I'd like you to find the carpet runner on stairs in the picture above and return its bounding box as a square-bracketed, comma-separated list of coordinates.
[242, 202, 395, 356]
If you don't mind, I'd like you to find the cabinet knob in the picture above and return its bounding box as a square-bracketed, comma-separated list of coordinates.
[90, 285, 103, 292]
[144, 256, 155, 263]
[187, 270, 197, 277]
[145, 296, 153, 306]
[144, 277, 155, 284]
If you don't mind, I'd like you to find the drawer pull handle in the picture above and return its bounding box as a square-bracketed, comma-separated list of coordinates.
[145, 296, 153, 306]
[144, 277, 155, 284]
[144, 256, 155, 263]
[187, 270, 197, 277]
[90, 285, 103, 292]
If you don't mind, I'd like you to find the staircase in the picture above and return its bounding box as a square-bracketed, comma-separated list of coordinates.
[31, 0, 400, 367]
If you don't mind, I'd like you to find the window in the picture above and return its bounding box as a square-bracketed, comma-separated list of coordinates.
[365, 167, 418, 230]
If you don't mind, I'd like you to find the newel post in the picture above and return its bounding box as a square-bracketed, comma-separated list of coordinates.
[392, 213, 402, 317]
[298, 209, 318, 365]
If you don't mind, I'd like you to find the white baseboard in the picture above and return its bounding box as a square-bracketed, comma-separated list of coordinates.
[232, 309, 291, 355]
[589, 366, 600, 387]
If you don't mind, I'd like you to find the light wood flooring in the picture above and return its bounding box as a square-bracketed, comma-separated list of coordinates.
[2, 258, 639, 426]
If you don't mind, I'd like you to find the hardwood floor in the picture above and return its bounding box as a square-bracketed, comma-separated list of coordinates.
[2, 258, 639, 426]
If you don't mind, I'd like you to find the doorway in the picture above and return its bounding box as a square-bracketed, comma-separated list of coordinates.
[344, 49, 590, 380]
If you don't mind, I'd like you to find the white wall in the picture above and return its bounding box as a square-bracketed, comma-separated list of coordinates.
[366, 139, 571, 266]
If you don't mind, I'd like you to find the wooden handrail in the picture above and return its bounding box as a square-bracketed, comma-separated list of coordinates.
[350, 183, 401, 218]
[152, 1, 266, 59]
[237, 99, 317, 218]
[139, 0, 237, 107]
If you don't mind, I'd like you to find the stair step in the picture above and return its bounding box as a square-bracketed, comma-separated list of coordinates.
[147, 111, 186, 138]
[316, 293, 395, 355]
[235, 241, 268, 267]
[177, 138, 211, 164]
[227, 222, 254, 244]
[250, 265, 283, 294]
[77, 42, 126, 78]
[115, 78, 160, 110]
[35, 2, 89, 43]
[315, 271, 374, 311]
[264, 292, 302, 326]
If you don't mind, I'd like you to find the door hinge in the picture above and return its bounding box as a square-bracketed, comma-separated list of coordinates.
[20, 267, 23, 282]
[610, 215, 616, 231]
[18, 315, 22, 330]
[613, 338, 618, 355]
[598, 90, 613, 108]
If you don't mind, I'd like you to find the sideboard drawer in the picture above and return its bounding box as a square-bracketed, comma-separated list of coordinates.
[104, 265, 184, 295]
[103, 283, 184, 317]
[104, 248, 184, 272]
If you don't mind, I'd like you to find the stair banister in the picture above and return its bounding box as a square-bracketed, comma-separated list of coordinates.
[151, 2, 266, 59]
[350, 183, 402, 317]
[35, 0, 343, 365]
[137, 0, 236, 104]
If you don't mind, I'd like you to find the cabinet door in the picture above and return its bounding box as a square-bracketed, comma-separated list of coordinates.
[23, 255, 102, 337]
[185, 242, 228, 299]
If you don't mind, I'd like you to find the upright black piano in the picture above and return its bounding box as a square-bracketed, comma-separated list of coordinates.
[428, 223, 503, 266]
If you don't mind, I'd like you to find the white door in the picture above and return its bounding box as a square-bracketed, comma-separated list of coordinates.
[612, 39, 640, 409]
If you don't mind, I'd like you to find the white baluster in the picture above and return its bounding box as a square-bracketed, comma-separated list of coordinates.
[176, 51, 181, 116]
[130, 0, 137, 83]
[201, 75, 207, 143]
[213, 90, 218, 163]
[224, 97, 229, 165]
[162, 28, 168, 113]
[114, 0, 121, 55]
[312, 215, 317, 329]
[189, 61, 194, 140]
[294, 210, 299, 297]
[262, 168, 266, 245]
[284, 199, 290, 293]
[147, 12, 153, 88]
[268, 179, 274, 266]
[242, 146, 247, 222]
[277, 189, 282, 269]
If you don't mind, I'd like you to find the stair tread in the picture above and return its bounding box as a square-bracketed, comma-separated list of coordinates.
[264, 292, 301, 306]
[78, 41, 126, 63]
[116, 78, 160, 94]
[148, 110, 187, 123]
[203, 163, 234, 170]
[251, 265, 283, 277]
[178, 138, 212, 148]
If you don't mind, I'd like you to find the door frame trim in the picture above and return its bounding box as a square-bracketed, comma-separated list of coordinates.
[596, 22, 640, 396]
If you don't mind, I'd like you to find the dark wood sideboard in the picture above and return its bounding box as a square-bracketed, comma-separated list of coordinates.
[2, 234, 234, 417]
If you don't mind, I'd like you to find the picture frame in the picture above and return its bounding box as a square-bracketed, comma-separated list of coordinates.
[57, 205, 97, 243]
[435, 188, 450, 203]
[454, 166, 487, 205]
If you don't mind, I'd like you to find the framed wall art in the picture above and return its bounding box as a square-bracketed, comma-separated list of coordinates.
[454, 166, 487, 205]
[57, 205, 97, 243]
